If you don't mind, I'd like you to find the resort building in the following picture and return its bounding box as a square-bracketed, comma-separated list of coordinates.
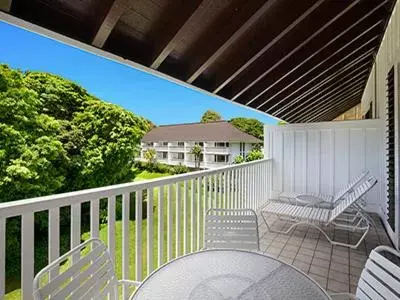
[140, 121, 261, 168]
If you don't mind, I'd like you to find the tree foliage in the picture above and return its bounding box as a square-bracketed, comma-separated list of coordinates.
[229, 117, 264, 140]
[0, 64, 152, 201]
[143, 148, 157, 166]
[201, 110, 222, 122]
[245, 149, 264, 162]
[233, 155, 245, 164]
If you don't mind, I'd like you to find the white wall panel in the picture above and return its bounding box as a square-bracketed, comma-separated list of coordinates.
[265, 119, 384, 214]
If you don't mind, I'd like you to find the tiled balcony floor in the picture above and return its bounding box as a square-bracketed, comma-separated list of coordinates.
[257, 213, 392, 294]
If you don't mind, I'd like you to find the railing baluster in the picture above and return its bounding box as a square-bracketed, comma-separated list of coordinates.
[71, 203, 81, 263]
[134, 191, 142, 282]
[147, 188, 154, 274]
[233, 169, 237, 209]
[223, 172, 227, 209]
[238, 168, 242, 208]
[183, 180, 188, 254]
[175, 182, 181, 257]
[167, 184, 173, 261]
[21, 212, 34, 300]
[123, 192, 131, 298]
[208, 176, 212, 209]
[90, 199, 99, 238]
[107, 196, 116, 264]
[190, 179, 196, 252]
[158, 186, 164, 267]
[219, 173, 222, 209]
[227, 171, 231, 209]
[197, 177, 201, 250]
[0, 218, 5, 299]
[214, 174, 217, 208]
[48, 207, 60, 280]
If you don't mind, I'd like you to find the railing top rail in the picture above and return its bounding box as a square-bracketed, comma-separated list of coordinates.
[0, 158, 270, 218]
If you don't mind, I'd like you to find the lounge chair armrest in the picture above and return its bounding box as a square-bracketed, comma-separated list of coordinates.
[330, 292, 357, 300]
[119, 279, 142, 287]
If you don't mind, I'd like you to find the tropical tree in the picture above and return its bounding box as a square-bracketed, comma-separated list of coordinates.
[201, 110, 222, 122]
[229, 117, 264, 140]
[190, 144, 202, 169]
[144, 148, 157, 166]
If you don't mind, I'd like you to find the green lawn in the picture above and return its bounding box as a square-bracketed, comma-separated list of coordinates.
[5, 171, 211, 299]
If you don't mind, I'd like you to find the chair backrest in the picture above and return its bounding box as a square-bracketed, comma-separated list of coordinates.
[328, 176, 377, 223]
[332, 170, 369, 203]
[33, 238, 119, 300]
[204, 208, 259, 251]
[356, 245, 400, 299]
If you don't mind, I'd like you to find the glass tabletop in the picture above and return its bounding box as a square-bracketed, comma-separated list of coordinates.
[130, 249, 331, 300]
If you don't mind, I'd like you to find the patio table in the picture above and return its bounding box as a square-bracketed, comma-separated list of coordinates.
[129, 249, 331, 300]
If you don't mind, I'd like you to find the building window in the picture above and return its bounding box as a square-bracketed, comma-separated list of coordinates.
[195, 142, 204, 146]
[214, 155, 228, 162]
[215, 142, 227, 147]
[162, 152, 168, 159]
[146, 142, 153, 146]
[178, 142, 184, 147]
[178, 153, 185, 160]
[240, 142, 245, 156]
[162, 142, 168, 146]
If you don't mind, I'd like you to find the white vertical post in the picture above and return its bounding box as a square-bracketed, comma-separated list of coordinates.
[208, 176, 212, 209]
[219, 173, 222, 208]
[70, 203, 81, 263]
[147, 188, 154, 274]
[227, 171, 231, 209]
[107, 196, 116, 264]
[48, 208, 60, 280]
[158, 186, 164, 267]
[134, 191, 142, 282]
[123, 192, 131, 298]
[90, 199, 99, 238]
[0, 218, 5, 299]
[21, 213, 34, 300]
[238, 168, 242, 208]
[197, 177, 201, 250]
[223, 172, 227, 209]
[167, 185, 173, 261]
[176, 182, 181, 257]
[183, 180, 188, 254]
[213, 174, 217, 208]
[191, 179, 196, 252]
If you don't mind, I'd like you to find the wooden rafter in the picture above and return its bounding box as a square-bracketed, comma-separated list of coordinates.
[92, 0, 132, 48]
[0, 0, 12, 12]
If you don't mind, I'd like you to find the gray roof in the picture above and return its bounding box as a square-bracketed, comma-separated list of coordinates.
[142, 121, 262, 143]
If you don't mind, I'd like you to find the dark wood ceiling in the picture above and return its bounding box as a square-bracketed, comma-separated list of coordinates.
[3, 0, 396, 122]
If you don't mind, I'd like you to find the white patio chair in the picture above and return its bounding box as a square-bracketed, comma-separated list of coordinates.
[204, 208, 259, 251]
[261, 176, 377, 249]
[331, 245, 400, 300]
[275, 170, 369, 208]
[33, 238, 140, 300]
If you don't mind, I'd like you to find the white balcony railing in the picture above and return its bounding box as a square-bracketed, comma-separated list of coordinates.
[0, 159, 270, 299]
[205, 146, 230, 153]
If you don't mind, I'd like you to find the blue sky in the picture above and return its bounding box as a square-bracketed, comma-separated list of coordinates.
[0, 21, 277, 125]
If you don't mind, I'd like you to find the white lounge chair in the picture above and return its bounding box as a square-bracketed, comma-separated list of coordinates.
[261, 176, 377, 249]
[33, 238, 140, 300]
[331, 245, 400, 300]
[204, 208, 259, 251]
[276, 170, 369, 208]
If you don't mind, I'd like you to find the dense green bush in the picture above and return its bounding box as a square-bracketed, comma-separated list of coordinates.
[170, 163, 190, 175]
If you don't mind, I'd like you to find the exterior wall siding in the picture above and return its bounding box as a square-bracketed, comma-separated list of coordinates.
[265, 120, 385, 215]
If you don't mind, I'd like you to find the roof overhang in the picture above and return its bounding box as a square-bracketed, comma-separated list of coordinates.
[1, 0, 396, 122]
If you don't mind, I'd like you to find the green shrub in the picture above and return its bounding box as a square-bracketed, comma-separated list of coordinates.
[170, 163, 190, 175]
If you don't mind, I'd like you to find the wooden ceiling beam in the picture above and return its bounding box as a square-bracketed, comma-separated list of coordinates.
[0, 0, 12, 12]
[242, 1, 388, 106]
[279, 62, 371, 120]
[288, 77, 368, 120]
[274, 54, 372, 117]
[185, 0, 279, 84]
[212, 0, 329, 94]
[149, 1, 205, 69]
[92, 0, 132, 48]
[297, 83, 366, 122]
[256, 37, 378, 111]
[233, 0, 364, 102]
[309, 93, 363, 122]
[321, 99, 361, 121]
